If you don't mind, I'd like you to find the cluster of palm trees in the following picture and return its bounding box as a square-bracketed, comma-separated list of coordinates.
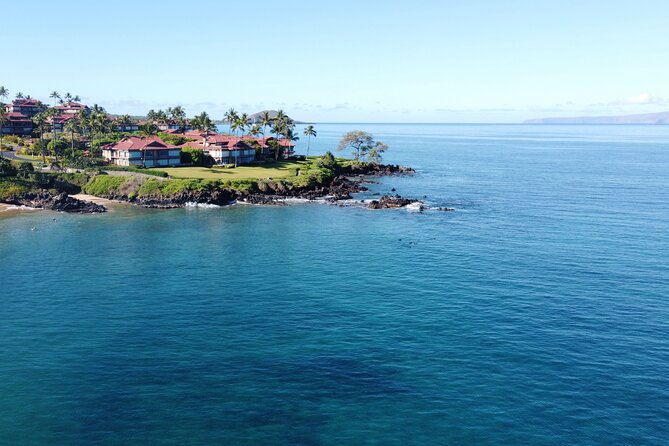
[1, 84, 320, 164]
[31, 98, 111, 163]
[49, 91, 81, 106]
[222, 109, 306, 160]
[147, 106, 188, 131]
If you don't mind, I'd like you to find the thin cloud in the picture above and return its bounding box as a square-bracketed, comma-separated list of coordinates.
[588, 93, 669, 107]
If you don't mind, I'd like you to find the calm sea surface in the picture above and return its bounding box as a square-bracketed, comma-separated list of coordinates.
[1, 124, 668, 445]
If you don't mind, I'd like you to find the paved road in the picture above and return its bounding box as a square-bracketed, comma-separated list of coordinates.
[0, 150, 22, 161]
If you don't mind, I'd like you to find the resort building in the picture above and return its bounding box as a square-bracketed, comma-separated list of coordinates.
[102, 136, 181, 167]
[5, 99, 44, 117]
[55, 102, 88, 115]
[111, 118, 141, 133]
[181, 131, 295, 165]
[2, 99, 44, 135]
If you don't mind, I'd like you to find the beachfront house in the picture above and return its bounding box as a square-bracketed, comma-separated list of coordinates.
[102, 136, 181, 167]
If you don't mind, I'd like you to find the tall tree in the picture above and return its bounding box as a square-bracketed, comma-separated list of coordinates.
[45, 107, 63, 163]
[336, 130, 388, 163]
[260, 111, 272, 138]
[249, 124, 263, 137]
[169, 106, 187, 132]
[0, 107, 6, 160]
[64, 117, 80, 159]
[15, 92, 24, 99]
[224, 108, 238, 134]
[190, 111, 216, 133]
[303, 125, 317, 157]
[49, 91, 61, 107]
[32, 112, 49, 164]
[140, 123, 158, 167]
[0, 86, 8, 159]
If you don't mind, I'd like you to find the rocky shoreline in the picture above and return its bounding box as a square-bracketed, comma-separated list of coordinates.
[3, 191, 107, 213]
[1, 163, 434, 213]
[102, 163, 420, 209]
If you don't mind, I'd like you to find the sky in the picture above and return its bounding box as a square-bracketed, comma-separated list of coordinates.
[2, 0, 668, 123]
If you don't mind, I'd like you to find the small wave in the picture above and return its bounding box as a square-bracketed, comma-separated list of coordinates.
[2, 205, 39, 211]
[405, 202, 424, 212]
[184, 202, 221, 209]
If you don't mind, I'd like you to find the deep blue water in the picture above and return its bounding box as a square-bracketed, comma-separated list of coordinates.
[1, 124, 668, 445]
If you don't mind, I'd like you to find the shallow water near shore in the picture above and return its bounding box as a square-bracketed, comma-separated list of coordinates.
[1, 124, 669, 445]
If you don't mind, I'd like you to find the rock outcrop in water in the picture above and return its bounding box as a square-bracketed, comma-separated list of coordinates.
[368, 195, 422, 209]
[5, 191, 106, 213]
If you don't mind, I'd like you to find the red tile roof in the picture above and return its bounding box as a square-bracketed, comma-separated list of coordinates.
[12, 99, 42, 106]
[109, 136, 178, 151]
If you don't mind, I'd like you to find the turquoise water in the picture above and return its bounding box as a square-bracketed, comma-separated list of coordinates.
[1, 124, 668, 445]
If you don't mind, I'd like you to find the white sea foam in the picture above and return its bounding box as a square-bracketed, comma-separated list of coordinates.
[184, 202, 221, 209]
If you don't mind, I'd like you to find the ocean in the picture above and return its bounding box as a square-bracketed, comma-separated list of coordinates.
[1, 124, 668, 445]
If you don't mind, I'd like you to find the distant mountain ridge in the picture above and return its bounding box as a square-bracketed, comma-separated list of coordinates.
[524, 111, 669, 124]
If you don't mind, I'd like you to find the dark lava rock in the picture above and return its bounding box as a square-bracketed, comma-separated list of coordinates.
[5, 191, 106, 213]
[368, 195, 420, 209]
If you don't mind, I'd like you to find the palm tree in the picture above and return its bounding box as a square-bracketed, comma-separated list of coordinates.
[64, 117, 80, 159]
[224, 108, 238, 134]
[232, 113, 248, 136]
[0, 86, 8, 159]
[32, 112, 49, 164]
[50, 91, 61, 107]
[191, 111, 216, 133]
[259, 111, 272, 141]
[303, 125, 316, 157]
[140, 123, 158, 167]
[249, 124, 263, 138]
[76, 109, 90, 148]
[44, 107, 62, 162]
[63, 92, 73, 103]
[0, 108, 7, 160]
[169, 105, 187, 132]
[15, 92, 24, 99]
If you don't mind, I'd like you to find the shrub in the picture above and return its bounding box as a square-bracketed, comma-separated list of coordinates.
[47, 139, 69, 156]
[0, 158, 17, 177]
[17, 162, 34, 178]
[83, 175, 128, 196]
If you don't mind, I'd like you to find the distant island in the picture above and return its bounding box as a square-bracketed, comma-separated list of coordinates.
[524, 111, 669, 125]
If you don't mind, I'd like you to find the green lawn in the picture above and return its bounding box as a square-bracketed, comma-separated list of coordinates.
[151, 160, 311, 180]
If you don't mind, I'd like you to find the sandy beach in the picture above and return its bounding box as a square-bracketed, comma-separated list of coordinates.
[70, 194, 118, 206]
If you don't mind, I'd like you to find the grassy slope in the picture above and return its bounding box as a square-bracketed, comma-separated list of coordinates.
[150, 160, 311, 180]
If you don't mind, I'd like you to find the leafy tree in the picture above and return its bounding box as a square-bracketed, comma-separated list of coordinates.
[0, 158, 17, 177]
[303, 125, 317, 157]
[47, 139, 68, 160]
[317, 151, 337, 169]
[17, 161, 34, 178]
[336, 130, 388, 163]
